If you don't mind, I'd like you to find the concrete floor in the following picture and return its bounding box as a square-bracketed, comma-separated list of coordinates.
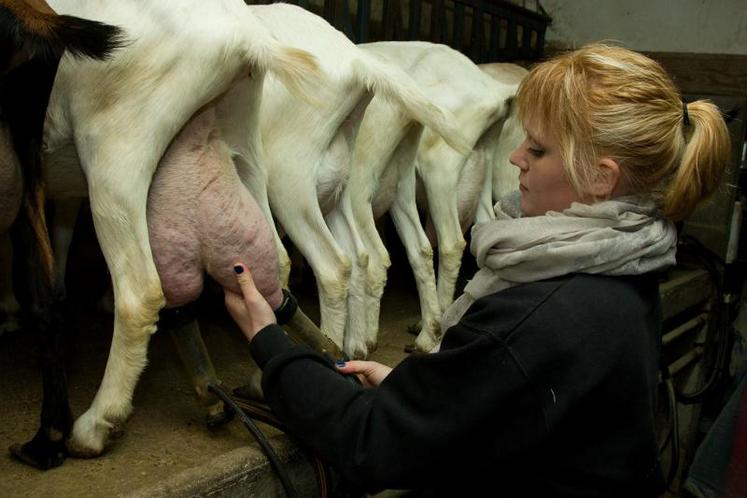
[0, 255, 422, 497]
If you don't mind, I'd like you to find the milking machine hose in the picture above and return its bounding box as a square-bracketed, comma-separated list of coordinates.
[207, 383, 299, 498]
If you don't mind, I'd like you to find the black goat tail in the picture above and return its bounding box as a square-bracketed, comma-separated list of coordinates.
[0, 2, 126, 64]
[50, 15, 126, 61]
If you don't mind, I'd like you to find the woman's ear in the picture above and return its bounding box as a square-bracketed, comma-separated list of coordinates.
[589, 157, 621, 198]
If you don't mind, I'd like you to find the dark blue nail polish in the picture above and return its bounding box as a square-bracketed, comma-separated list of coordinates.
[335, 360, 346, 367]
[234, 265, 244, 274]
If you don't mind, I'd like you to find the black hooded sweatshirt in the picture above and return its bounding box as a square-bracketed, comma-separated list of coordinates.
[249, 273, 667, 497]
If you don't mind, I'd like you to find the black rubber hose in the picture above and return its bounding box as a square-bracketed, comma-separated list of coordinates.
[208, 383, 298, 498]
[233, 398, 329, 498]
[674, 236, 733, 404]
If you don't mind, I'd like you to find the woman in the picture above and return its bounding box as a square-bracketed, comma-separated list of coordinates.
[225, 43, 731, 497]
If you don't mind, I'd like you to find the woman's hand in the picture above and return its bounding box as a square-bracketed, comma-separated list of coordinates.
[224, 263, 276, 343]
[336, 360, 392, 388]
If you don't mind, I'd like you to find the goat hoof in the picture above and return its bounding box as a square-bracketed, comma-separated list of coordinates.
[9, 433, 67, 470]
[66, 415, 108, 458]
[66, 440, 104, 459]
[205, 401, 234, 428]
[350, 348, 368, 360]
[414, 333, 440, 354]
[406, 322, 421, 336]
[365, 340, 378, 354]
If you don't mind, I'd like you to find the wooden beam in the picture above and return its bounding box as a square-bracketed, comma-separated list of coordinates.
[644, 52, 747, 98]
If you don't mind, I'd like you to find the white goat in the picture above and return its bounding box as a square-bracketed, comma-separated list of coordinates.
[42, 0, 319, 457]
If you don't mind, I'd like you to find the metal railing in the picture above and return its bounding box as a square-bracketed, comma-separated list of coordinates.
[247, 0, 551, 62]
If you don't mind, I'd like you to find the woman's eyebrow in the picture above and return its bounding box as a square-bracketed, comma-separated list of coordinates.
[526, 132, 544, 147]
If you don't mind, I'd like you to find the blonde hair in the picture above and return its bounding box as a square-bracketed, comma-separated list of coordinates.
[516, 43, 731, 221]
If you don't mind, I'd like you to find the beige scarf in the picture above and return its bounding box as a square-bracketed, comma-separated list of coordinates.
[440, 192, 678, 333]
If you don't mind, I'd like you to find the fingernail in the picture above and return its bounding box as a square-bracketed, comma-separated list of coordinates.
[335, 360, 346, 367]
[234, 265, 244, 274]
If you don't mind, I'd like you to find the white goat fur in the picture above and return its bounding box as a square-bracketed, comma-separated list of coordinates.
[332, 42, 518, 355]
[412, 61, 526, 351]
[41, 0, 319, 457]
[479, 63, 529, 203]
[413, 62, 526, 351]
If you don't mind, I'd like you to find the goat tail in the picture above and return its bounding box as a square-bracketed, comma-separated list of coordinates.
[352, 56, 472, 155]
[2, 0, 126, 63]
[250, 40, 323, 108]
[46, 15, 126, 61]
[24, 184, 55, 286]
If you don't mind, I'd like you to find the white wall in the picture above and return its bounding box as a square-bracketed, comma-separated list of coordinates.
[540, 0, 747, 54]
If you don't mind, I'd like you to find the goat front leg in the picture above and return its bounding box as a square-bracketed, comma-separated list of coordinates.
[162, 306, 232, 428]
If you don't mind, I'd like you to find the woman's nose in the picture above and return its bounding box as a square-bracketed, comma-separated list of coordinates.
[509, 146, 527, 171]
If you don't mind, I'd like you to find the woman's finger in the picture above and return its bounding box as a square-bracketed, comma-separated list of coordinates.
[224, 288, 245, 315]
[337, 360, 380, 378]
[336, 360, 366, 375]
[233, 263, 261, 298]
[336, 360, 391, 387]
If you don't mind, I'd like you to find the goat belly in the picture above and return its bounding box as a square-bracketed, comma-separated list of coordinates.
[147, 107, 282, 310]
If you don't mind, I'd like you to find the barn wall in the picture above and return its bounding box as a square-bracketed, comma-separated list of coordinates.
[534, 0, 747, 98]
[539, 0, 746, 55]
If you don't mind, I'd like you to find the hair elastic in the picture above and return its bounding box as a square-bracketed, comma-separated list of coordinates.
[682, 101, 690, 127]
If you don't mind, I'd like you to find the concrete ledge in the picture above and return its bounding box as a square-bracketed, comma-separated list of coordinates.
[134, 437, 319, 498]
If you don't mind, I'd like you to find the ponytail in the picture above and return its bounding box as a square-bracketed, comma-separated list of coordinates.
[663, 100, 731, 221]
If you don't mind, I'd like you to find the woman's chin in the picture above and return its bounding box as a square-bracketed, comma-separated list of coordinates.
[519, 198, 534, 217]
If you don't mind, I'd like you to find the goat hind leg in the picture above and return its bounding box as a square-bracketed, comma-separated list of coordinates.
[271, 190, 351, 350]
[66, 147, 165, 457]
[67, 284, 162, 457]
[326, 206, 370, 359]
[390, 171, 442, 353]
[8, 212, 72, 469]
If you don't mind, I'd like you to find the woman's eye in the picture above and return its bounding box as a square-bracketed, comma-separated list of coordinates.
[528, 147, 545, 157]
